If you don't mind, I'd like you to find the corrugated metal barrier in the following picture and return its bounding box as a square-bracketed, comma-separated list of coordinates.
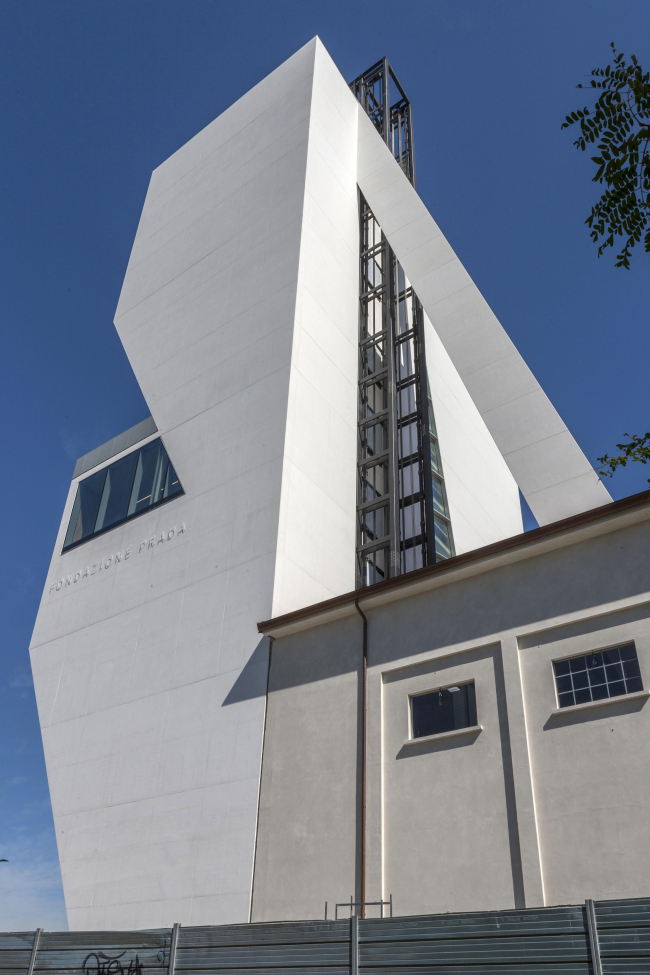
[1, 897, 649, 975]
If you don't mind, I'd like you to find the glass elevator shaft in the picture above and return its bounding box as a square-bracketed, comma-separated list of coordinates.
[351, 61, 455, 587]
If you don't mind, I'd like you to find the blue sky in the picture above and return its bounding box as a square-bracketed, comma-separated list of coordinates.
[2, 0, 650, 929]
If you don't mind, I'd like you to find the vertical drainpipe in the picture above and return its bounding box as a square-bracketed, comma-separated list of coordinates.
[354, 598, 368, 919]
[250, 636, 274, 922]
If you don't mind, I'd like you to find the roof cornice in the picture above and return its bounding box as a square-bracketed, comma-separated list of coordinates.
[258, 490, 650, 638]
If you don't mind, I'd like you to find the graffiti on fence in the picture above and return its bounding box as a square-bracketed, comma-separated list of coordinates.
[82, 951, 144, 975]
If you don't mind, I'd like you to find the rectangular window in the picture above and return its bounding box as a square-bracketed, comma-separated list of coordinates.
[399, 459, 421, 500]
[400, 499, 423, 541]
[411, 682, 477, 738]
[431, 474, 447, 515]
[398, 381, 417, 418]
[433, 516, 453, 559]
[63, 438, 183, 551]
[553, 643, 644, 708]
[399, 419, 418, 459]
[401, 543, 424, 573]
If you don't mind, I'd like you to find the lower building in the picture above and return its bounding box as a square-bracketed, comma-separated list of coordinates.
[252, 491, 650, 920]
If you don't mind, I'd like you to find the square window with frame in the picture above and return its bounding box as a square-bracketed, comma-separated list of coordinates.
[553, 643, 644, 709]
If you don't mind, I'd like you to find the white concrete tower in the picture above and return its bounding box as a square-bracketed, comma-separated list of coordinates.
[29, 38, 610, 931]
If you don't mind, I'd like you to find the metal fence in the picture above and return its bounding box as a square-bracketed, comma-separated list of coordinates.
[2, 897, 649, 975]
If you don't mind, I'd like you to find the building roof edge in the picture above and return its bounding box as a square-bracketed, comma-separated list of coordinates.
[258, 490, 650, 636]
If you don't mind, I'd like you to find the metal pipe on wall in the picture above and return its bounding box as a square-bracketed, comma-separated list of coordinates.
[354, 599, 368, 918]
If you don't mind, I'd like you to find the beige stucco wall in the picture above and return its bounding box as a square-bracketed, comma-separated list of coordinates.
[253, 507, 650, 919]
[251, 624, 361, 921]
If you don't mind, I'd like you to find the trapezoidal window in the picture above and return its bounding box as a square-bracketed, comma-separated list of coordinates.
[63, 438, 183, 551]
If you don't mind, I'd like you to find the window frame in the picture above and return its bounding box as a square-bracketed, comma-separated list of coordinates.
[62, 436, 184, 554]
[408, 679, 479, 741]
[551, 641, 645, 710]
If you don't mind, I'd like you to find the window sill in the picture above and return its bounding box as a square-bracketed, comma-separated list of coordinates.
[552, 689, 649, 716]
[404, 724, 482, 746]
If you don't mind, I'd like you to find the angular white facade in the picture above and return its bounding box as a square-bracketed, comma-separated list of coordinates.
[30, 38, 609, 930]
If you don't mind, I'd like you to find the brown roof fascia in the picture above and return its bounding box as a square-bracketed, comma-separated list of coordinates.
[257, 489, 650, 634]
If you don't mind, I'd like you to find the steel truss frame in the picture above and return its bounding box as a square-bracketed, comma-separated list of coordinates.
[352, 61, 453, 588]
[349, 58, 416, 186]
[356, 195, 454, 588]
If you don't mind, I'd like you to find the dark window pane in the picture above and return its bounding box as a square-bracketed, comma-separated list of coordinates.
[591, 683, 610, 701]
[588, 667, 606, 686]
[572, 670, 590, 690]
[622, 658, 641, 679]
[570, 657, 587, 673]
[556, 674, 573, 694]
[626, 676, 644, 693]
[64, 469, 107, 548]
[465, 681, 478, 727]
[574, 687, 592, 705]
[602, 648, 621, 665]
[587, 652, 603, 668]
[605, 663, 624, 682]
[558, 691, 575, 708]
[608, 680, 626, 698]
[554, 659, 570, 677]
[619, 644, 637, 661]
[128, 440, 168, 514]
[412, 683, 477, 739]
[95, 451, 139, 531]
